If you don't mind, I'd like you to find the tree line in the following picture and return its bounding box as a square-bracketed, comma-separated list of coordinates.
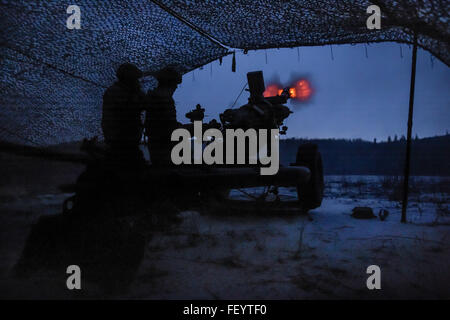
[280, 134, 450, 176]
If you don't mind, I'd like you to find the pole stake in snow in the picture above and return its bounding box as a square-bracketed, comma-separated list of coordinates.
[401, 32, 418, 223]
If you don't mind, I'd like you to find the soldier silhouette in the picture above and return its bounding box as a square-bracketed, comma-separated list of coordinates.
[145, 66, 182, 166]
[101, 63, 146, 167]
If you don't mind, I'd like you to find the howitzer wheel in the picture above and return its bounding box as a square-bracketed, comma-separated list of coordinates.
[295, 143, 324, 211]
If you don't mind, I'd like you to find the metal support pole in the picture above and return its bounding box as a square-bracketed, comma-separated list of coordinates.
[401, 33, 418, 223]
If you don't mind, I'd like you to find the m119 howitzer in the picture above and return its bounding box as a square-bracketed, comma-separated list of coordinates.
[178, 71, 323, 211]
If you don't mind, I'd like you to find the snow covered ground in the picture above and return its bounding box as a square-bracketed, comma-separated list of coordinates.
[0, 175, 449, 299]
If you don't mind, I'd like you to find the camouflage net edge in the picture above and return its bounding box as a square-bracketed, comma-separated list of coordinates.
[0, 0, 448, 145]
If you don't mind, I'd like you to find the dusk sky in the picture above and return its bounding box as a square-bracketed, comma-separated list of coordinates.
[174, 42, 449, 141]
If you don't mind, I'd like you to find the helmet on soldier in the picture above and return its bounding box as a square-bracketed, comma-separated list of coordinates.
[116, 63, 143, 83]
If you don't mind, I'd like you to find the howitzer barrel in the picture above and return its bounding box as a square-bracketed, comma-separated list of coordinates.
[265, 93, 289, 105]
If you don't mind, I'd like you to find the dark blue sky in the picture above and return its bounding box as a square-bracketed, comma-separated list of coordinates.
[174, 42, 449, 141]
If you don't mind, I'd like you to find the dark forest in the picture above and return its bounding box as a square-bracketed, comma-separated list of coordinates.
[280, 134, 450, 176]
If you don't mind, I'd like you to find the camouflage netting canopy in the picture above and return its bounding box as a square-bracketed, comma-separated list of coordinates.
[0, 0, 448, 145]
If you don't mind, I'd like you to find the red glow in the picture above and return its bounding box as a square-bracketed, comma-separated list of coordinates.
[293, 79, 312, 101]
[263, 84, 282, 97]
[263, 78, 313, 102]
